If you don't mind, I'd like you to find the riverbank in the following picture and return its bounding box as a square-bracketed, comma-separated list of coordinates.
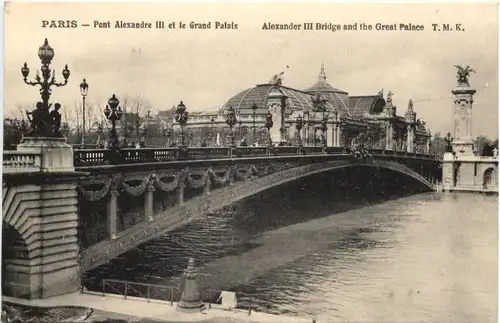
[3, 291, 314, 323]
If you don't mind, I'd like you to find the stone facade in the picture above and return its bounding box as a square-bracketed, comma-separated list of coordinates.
[171, 64, 431, 151]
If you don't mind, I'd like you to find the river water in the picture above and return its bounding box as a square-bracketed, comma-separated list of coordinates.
[85, 168, 498, 323]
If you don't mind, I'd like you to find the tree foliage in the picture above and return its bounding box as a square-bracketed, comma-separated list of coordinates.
[3, 118, 29, 150]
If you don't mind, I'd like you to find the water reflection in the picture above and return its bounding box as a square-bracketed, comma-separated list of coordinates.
[84, 167, 497, 322]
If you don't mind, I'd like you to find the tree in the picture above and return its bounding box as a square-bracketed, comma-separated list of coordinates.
[117, 95, 154, 144]
[3, 118, 29, 149]
[429, 132, 447, 158]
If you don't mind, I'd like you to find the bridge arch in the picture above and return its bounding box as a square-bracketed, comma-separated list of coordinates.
[2, 221, 30, 296]
[483, 167, 496, 189]
[81, 158, 434, 271]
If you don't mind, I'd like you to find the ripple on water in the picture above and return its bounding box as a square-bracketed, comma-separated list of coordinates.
[85, 188, 497, 323]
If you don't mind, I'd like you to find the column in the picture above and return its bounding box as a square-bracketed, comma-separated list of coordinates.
[327, 123, 334, 146]
[407, 126, 414, 153]
[144, 183, 154, 222]
[107, 189, 118, 239]
[385, 124, 391, 150]
[335, 124, 341, 147]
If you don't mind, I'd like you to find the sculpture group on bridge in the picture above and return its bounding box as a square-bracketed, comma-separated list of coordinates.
[25, 101, 62, 137]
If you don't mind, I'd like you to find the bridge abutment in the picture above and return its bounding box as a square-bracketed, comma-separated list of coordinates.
[2, 138, 85, 299]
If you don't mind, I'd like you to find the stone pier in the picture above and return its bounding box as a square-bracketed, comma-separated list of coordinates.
[2, 137, 86, 299]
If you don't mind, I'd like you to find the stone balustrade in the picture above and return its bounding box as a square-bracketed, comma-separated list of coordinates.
[2, 151, 42, 174]
[73, 146, 436, 168]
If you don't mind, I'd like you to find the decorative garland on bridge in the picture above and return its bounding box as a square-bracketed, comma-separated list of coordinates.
[77, 163, 300, 202]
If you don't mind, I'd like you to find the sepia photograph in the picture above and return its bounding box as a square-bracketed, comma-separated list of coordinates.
[1, 1, 498, 322]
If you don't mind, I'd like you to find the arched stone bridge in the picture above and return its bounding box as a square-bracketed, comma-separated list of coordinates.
[2, 145, 440, 298]
[75, 146, 440, 272]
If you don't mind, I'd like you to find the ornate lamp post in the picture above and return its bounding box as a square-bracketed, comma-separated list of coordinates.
[265, 111, 274, 147]
[175, 101, 189, 147]
[445, 132, 454, 153]
[238, 119, 243, 144]
[295, 115, 304, 147]
[103, 94, 123, 148]
[251, 102, 258, 143]
[21, 38, 71, 137]
[79, 78, 89, 148]
[225, 106, 237, 147]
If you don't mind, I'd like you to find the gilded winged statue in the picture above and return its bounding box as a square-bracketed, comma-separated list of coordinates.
[269, 71, 284, 86]
[454, 65, 475, 85]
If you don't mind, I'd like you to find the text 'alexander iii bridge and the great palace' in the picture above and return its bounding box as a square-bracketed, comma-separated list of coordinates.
[1, 38, 497, 320]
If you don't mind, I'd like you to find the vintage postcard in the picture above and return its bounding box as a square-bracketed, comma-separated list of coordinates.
[2, 2, 498, 323]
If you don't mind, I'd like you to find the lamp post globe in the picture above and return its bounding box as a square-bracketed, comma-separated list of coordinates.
[38, 38, 55, 65]
[21, 63, 30, 79]
[80, 78, 89, 96]
[104, 105, 111, 119]
[225, 106, 237, 147]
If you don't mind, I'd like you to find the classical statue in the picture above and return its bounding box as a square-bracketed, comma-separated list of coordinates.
[49, 103, 62, 137]
[454, 65, 475, 86]
[387, 91, 394, 103]
[26, 102, 53, 137]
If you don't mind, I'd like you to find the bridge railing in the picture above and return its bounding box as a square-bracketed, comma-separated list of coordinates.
[93, 279, 261, 315]
[99, 279, 180, 305]
[73, 146, 435, 167]
[2, 151, 42, 174]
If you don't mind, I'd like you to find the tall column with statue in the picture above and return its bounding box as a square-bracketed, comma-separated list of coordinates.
[266, 74, 287, 145]
[442, 65, 477, 191]
[451, 65, 476, 156]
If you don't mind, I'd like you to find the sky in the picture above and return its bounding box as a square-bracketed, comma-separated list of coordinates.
[4, 2, 499, 138]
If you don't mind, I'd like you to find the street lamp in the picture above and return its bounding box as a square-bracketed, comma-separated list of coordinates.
[175, 101, 189, 147]
[295, 115, 304, 147]
[79, 78, 89, 148]
[103, 94, 123, 148]
[251, 102, 258, 144]
[238, 119, 243, 144]
[210, 117, 215, 146]
[21, 38, 71, 137]
[265, 111, 274, 147]
[225, 106, 237, 147]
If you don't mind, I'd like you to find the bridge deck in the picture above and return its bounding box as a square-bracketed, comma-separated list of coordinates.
[3, 292, 313, 323]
